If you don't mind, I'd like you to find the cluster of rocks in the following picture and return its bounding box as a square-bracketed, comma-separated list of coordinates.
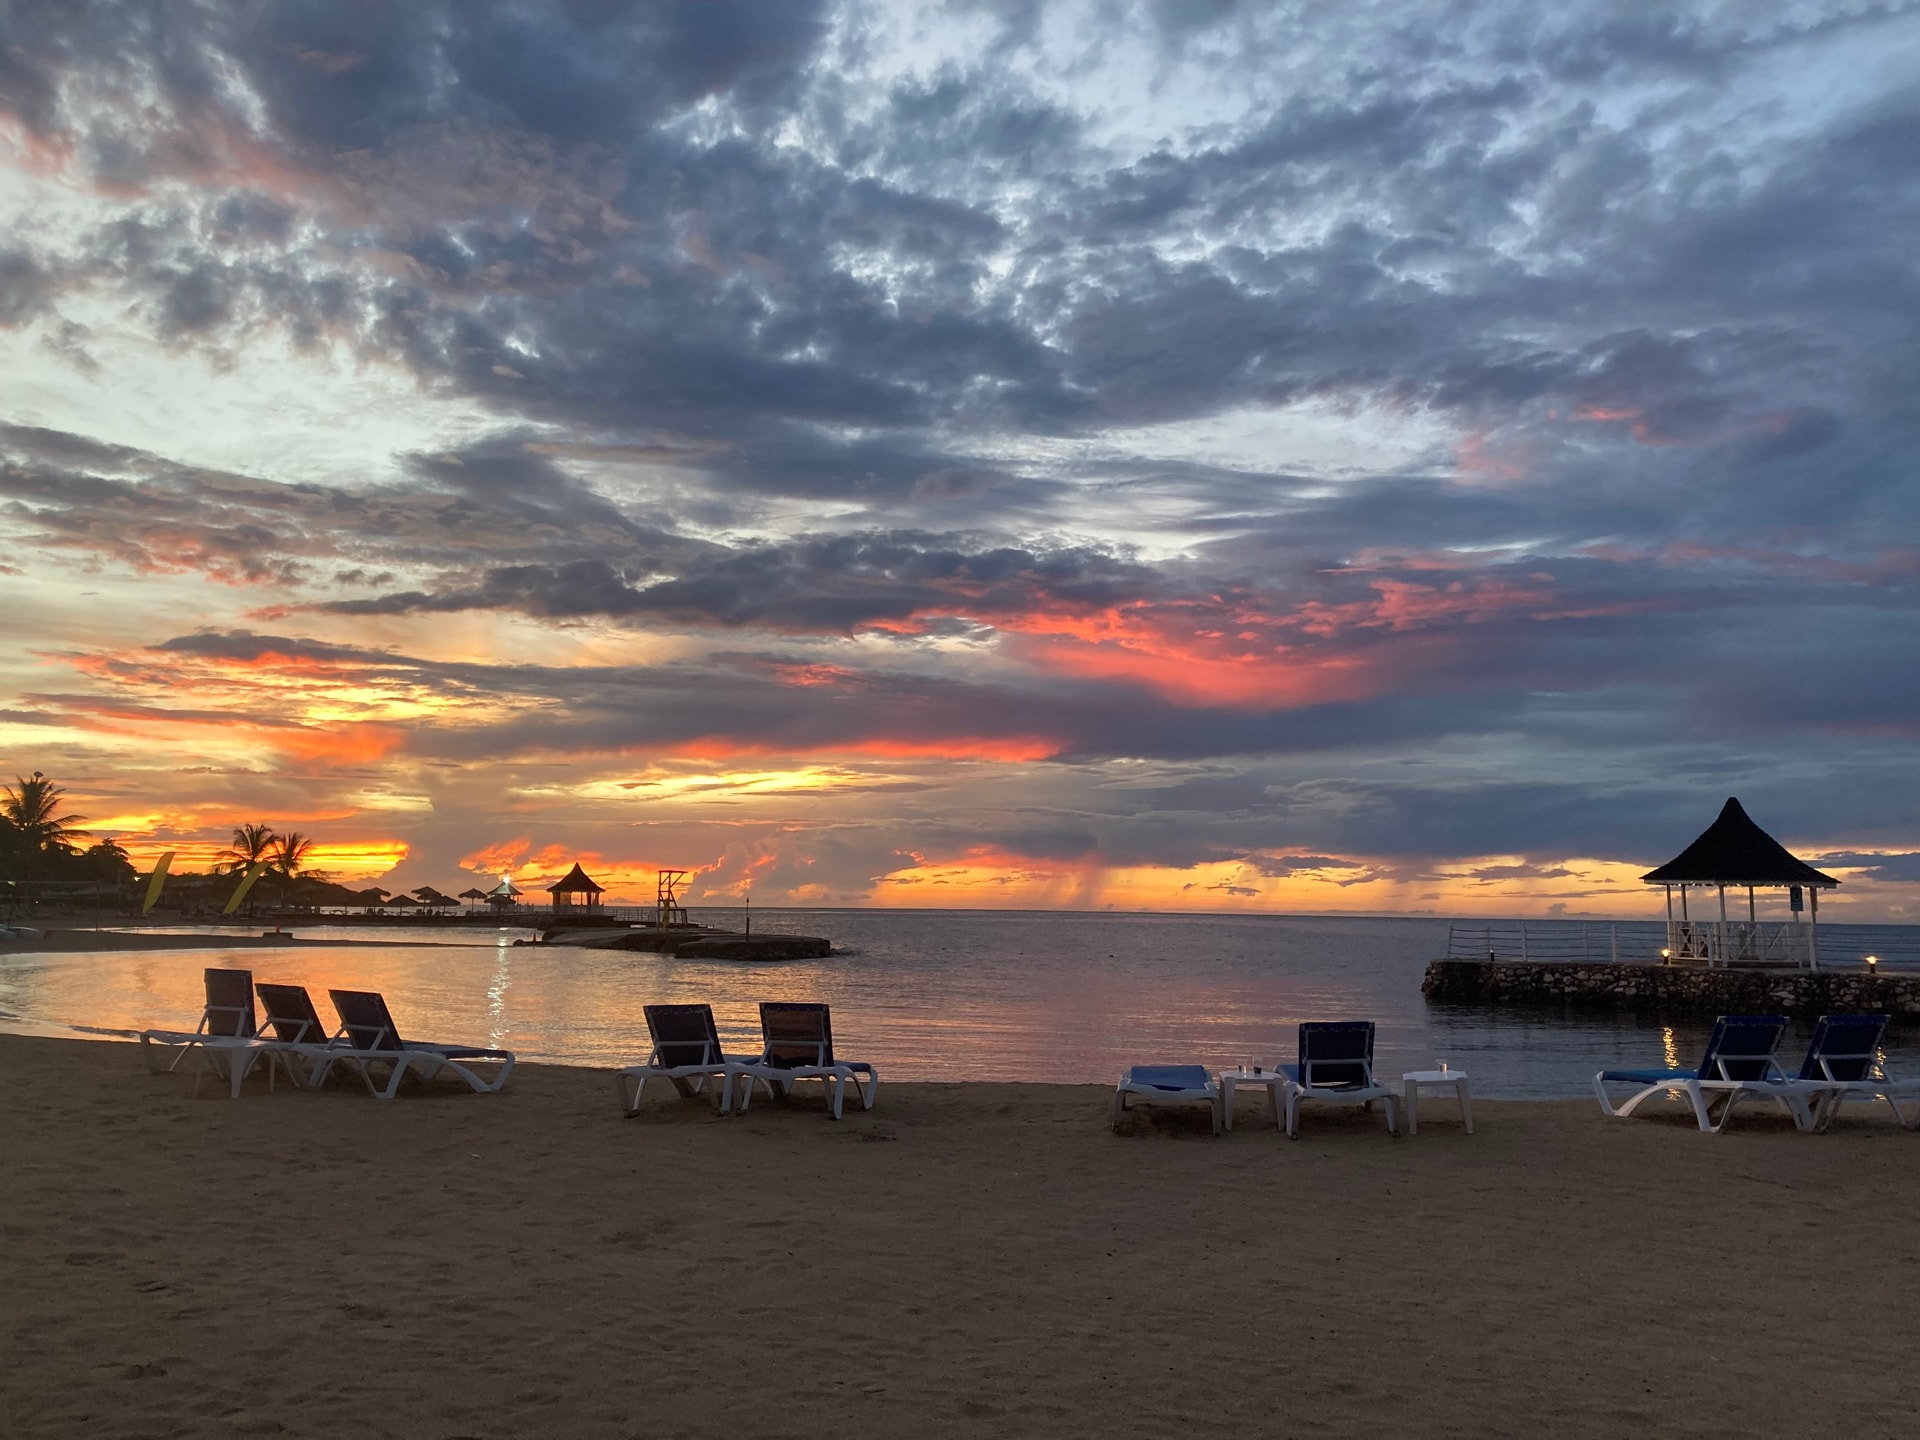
[1422, 959, 1920, 1018]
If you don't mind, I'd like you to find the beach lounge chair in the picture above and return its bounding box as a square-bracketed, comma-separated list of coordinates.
[1593, 1015, 1818, 1132]
[253, 982, 351, 1090]
[1113, 1065, 1221, 1134]
[616, 1003, 753, 1116]
[1281, 1022, 1399, 1138]
[733, 1001, 879, 1121]
[325, 989, 515, 1100]
[1793, 1014, 1920, 1132]
[139, 968, 270, 1099]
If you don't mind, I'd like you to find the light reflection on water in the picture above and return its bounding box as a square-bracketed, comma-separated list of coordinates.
[3, 910, 1914, 1098]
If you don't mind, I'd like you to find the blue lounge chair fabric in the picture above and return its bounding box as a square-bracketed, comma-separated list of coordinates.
[1113, 1064, 1221, 1134]
[733, 1002, 879, 1120]
[1593, 1015, 1819, 1132]
[1794, 1014, 1918, 1131]
[616, 1003, 755, 1116]
[1280, 1021, 1398, 1137]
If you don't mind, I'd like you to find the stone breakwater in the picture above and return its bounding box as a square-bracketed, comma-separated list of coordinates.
[1422, 959, 1920, 1019]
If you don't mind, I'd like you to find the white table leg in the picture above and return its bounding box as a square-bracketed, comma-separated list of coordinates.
[1404, 1080, 1419, 1135]
[1458, 1079, 1473, 1134]
[1223, 1080, 1236, 1131]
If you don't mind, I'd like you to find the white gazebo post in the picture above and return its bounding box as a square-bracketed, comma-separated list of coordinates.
[1664, 883, 1674, 959]
[1716, 883, 1727, 969]
[1809, 885, 1819, 971]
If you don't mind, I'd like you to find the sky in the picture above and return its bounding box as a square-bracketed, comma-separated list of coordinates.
[2, 0, 1918, 919]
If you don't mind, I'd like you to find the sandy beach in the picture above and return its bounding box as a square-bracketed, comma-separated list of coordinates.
[2, 1034, 1915, 1438]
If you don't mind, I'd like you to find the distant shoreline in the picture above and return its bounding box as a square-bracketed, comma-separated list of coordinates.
[0, 927, 453, 955]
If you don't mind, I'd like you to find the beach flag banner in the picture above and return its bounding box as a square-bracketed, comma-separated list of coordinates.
[223, 862, 268, 916]
[141, 851, 175, 915]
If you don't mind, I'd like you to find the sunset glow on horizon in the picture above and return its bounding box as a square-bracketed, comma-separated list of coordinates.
[4, 3, 1918, 918]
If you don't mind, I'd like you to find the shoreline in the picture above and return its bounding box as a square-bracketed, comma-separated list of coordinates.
[0, 926, 471, 954]
[4, 1030, 1916, 1438]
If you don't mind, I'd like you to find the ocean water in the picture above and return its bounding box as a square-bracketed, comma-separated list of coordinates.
[2, 909, 1914, 1099]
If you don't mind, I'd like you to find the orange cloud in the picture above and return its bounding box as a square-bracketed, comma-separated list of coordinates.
[268, 722, 406, 764]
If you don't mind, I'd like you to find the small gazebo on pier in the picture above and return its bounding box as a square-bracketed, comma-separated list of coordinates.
[484, 877, 523, 911]
[547, 863, 605, 914]
[1643, 797, 1838, 969]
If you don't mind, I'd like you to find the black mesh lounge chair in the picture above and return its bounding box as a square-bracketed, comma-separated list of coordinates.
[139, 968, 268, 1098]
[734, 1002, 879, 1121]
[1281, 1021, 1399, 1138]
[253, 982, 349, 1090]
[615, 1003, 752, 1116]
[325, 989, 515, 1100]
[1794, 1014, 1919, 1131]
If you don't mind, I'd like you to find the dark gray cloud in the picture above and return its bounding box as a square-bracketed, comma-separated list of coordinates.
[1816, 852, 1920, 883]
[3, 1, 1919, 903]
[0, 248, 52, 327]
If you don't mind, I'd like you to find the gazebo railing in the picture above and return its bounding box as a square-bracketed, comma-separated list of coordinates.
[1664, 919, 1812, 967]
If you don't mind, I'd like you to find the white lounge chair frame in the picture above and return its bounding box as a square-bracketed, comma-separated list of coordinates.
[617, 1004, 748, 1116]
[1795, 1016, 1920, 1132]
[732, 1002, 879, 1122]
[1113, 1067, 1222, 1134]
[139, 968, 273, 1099]
[1593, 1017, 1819, 1133]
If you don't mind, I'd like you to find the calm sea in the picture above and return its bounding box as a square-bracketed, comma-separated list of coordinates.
[3, 909, 1914, 1099]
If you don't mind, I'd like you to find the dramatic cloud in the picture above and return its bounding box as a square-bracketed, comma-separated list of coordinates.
[3, 1, 1917, 917]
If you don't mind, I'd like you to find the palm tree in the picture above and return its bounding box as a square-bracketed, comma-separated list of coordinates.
[2, 772, 90, 853]
[269, 831, 316, 878]
[216, 822, 277, 874]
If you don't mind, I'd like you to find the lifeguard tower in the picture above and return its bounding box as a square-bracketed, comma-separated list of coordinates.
[655, 869, 689, 928]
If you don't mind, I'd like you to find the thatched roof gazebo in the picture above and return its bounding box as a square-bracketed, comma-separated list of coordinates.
[1643, 797, 1838, 968]
[547, 862, 604, 913]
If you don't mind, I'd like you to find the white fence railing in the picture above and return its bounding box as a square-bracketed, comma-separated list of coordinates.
[1445, 920, 1920, 970]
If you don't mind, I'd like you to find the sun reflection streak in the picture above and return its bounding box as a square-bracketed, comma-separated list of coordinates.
[487, 933, 513, 1052]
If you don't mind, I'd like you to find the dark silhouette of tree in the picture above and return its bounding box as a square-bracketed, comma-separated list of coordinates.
[77, 839, 136, 887]
[3, 771, 90, 853]
[269, 831, 316, 878]
[217, 822, 277, 874]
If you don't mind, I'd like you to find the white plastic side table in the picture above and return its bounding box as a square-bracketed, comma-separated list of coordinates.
[1220, 1069, 1285, 1131]
[1402, 1069, 1473, 1134]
